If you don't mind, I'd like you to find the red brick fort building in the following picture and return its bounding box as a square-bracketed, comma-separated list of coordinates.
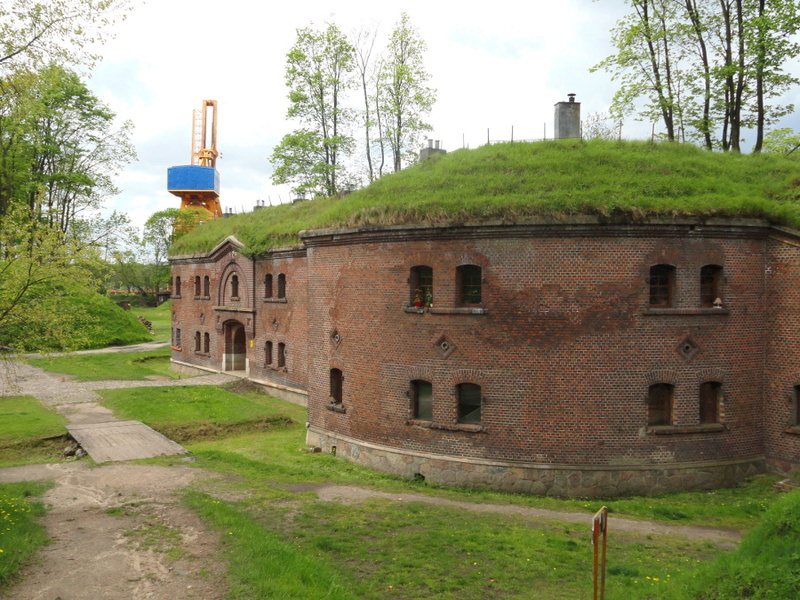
[169, 134, 800, 497]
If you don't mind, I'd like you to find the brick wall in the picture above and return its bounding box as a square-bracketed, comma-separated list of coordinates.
[765, 232, 800, 473]
[303, 224, 768, 469]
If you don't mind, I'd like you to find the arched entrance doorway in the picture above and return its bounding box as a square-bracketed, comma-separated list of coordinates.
[223, 321, 246, 371]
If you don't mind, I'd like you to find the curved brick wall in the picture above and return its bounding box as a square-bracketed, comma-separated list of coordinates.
[170, 221, 800, 496]
[302, 221, 788, 496]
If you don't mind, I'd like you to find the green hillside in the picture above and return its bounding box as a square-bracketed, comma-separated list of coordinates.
[0, 282, 152, 352]
[170, 139, 800, 257]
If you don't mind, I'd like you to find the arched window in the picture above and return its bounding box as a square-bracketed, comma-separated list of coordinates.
[278, 342, 286, 368]
[410, 266, 433, 307]
[411, 380, 433, 420]
[175, 328, 181, 347]
[203, 276, 210, 297]
[647, 384, 673, 426]
[264, 274, 273, 298]
[330, 368, 343, 404]
[700, 265, 723, 307]
[793, 385, 800, 426]
[457, 265, 482, 305]
[649, 265, 675, 307]
[231, 274, 239, 299]
[457, 383, 482, 424]
[174, 276, 181, 297]
[277, 273, 286, 299]
[699, 381, 721, 424]
[265, 341, 273, 366]
[203, 332, 210, 353]
[194, 331, 201, 352]
[194, 276, 201, 297]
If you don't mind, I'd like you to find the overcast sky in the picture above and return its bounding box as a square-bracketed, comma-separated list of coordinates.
[87, 0, 800, 230]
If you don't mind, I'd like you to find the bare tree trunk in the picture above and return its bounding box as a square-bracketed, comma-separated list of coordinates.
[685, 0, 713, 149]
[753, 0, 766, 153]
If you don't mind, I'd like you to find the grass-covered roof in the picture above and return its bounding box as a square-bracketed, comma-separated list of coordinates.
[169, 139, 800, 257]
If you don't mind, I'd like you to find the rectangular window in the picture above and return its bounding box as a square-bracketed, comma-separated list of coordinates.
[457, 383, 481, 424]
[278, 342, 286, 368]
[700, 265, 723, 308]
[412, 380, 433, 420]
[648, 384, 673, 426]
[203, 332, 210, 353]
[174, 277, 181, 297]
[699, 382, 720, 424]
[410, 266, 433, 307]
[265, 341, 273, 366]
[330, 369, 343, 404]
[278, 273, 286, 299]
[649, 265, 675, 307]
[457, 265, 482, 305]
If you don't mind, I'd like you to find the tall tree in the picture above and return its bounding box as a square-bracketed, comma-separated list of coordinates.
[0, 0, 131, 73]
[379, 13, 436, 172]
[271, 23, 354, 197]
[596, 0, 800, 151]
[353, 27, 381, 183]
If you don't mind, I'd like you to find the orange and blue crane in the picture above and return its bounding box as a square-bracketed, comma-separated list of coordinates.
[167, 99, 223, 219]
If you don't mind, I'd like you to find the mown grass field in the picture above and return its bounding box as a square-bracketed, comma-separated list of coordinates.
[28, 347, 177, 382]
[0, 395, 68, 466]
[134, 301, 172, 343]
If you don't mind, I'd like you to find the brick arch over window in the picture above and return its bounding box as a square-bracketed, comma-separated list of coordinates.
[645, 369, 679, 386]
[218, 262, 249, 306]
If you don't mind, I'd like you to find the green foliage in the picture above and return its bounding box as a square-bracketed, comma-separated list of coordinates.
[671, 489, 800, 599]
[0, 277, 150, 352]
[172, 140, 800, 257]
[0, 481, 51, 587]
[272, 23, 354, 197]
[28, 348, 175, 381]
[379, 12, 435, 172]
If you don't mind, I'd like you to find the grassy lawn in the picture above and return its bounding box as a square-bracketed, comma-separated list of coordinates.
[98, 385, 295, 442]
[28, 347, 178, 382]
[0, 396, 68, 466]
[94, 383, 793, 598]
[134, 301, 172, 343]
[0, 481, 52, 587]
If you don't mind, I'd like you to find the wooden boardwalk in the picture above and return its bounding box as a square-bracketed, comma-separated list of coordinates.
[67, 421, 187, 463]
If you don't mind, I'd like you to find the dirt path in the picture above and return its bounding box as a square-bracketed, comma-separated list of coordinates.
[315, 484, 742, 548]
[0, 463, 225, 600]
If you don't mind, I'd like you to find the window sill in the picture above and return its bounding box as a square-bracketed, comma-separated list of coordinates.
[194, 352, 210, 357]
[406, 419, 485, 433]
[193, 295, 210, 300]
[326, 403, 346, 414]
[404, 306, 488, 315]
[648, 423, 725, 435]
[171, 345, 182, 352]
[171, 295, 181, 300]
[642, 307, 729, 316]
[230, 296, 241, 302]
[263, 297, 288, 304]
[783, 426, 800, 436]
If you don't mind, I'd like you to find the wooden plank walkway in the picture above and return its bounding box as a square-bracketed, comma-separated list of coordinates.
[67, 421, 187, 463]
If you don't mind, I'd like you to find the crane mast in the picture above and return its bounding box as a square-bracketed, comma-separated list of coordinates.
[167, 99, 222, 220]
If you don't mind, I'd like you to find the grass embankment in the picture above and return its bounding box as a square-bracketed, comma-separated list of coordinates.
[671, 488, 800, 599]
[134, 301, 172, 343]
[0, 282, 151, 352]
[0, 396, 68, 466]
[29, 347, 177, 382]
[0, 481, 51, 587]
[96, 383, 791, 598]
[171, 140, 800, 257]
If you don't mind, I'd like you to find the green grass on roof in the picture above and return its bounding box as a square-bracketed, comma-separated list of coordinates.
[170, 139, 800, 257]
